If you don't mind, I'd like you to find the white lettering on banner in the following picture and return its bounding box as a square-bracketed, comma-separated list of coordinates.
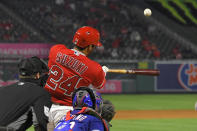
[10, 49, 17, 54]
[1, 49, 18, 54]
[25, 49, 35, 55]
[0, 43, 53, 58]
[19, 48, 26, 55]
[40, 49, 49, 55]
[1, 49, 7, 54]
[2, 49, 8, 54]
[0, 48, 48, 56]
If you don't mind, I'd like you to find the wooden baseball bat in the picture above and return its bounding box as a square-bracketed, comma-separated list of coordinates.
[108, 69, 160, 76]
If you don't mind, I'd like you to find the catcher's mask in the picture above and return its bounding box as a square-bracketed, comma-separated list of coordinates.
[72, 87, 103, 114]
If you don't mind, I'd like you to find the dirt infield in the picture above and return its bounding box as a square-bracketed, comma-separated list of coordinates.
[115, 110, 197, 119]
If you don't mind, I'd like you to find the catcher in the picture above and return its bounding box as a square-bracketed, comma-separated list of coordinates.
[54, 87, 115, 131]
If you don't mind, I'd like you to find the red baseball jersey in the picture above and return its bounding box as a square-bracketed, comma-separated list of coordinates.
[44, 44, 106, 106]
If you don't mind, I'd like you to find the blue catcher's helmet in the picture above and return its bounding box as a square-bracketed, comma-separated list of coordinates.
[72, 87, 103, 113]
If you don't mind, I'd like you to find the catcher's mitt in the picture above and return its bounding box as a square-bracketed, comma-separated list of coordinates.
[101, 99, 116, 122]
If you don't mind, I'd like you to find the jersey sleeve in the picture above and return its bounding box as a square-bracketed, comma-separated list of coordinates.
[92, 66, 106, 89]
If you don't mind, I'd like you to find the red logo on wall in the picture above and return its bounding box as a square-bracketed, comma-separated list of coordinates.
[178, 64, 197, 90]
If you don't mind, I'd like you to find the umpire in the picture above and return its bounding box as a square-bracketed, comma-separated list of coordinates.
[0, 56, 52, 131]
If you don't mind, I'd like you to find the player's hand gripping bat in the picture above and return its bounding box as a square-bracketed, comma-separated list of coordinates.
[107, 69, 160, 76]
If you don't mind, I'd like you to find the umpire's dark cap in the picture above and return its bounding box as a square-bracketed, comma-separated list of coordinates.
[18, 56, 48, 76]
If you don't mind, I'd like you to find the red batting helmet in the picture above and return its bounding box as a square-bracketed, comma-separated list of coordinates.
[73, 26, 102, 48]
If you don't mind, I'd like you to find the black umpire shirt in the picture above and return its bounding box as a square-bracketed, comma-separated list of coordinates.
[0, 78, 52, 130]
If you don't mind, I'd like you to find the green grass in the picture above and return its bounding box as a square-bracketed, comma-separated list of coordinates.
[27, 127, 34, 131]
[28, 118, 197, 131]
[102, 94, 197, 110]
[111, 118, 197, 131]
[103, 94, 197, 131]
[28, 94, 197, 131]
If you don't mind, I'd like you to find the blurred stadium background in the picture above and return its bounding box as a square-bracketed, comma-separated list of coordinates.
[1, 0, 197, 130]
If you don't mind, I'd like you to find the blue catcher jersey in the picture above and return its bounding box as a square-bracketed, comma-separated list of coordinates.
[54, 109, 105, 131]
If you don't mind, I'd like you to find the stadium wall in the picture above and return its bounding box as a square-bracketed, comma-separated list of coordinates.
[1, 44, 197, 93]
[1, 58, 197, 93]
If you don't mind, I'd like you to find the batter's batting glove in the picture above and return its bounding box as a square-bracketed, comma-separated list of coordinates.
[101, 99, 116, 122]
[102, 66, 109, 76]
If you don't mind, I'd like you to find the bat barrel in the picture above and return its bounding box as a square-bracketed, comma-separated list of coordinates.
[132, 69, 160, 76]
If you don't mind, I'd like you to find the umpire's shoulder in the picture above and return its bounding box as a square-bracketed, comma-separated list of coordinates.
[26, 82, 50, 96]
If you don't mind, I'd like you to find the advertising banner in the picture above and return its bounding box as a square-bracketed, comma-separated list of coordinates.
[156, 61, 197, 91]
[0, 43, 54, 58]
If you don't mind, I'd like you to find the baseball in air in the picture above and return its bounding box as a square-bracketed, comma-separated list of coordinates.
[144, 8, 152, 17]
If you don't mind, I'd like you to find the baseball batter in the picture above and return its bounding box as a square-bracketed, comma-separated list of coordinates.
[44, 26, 109, 129]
